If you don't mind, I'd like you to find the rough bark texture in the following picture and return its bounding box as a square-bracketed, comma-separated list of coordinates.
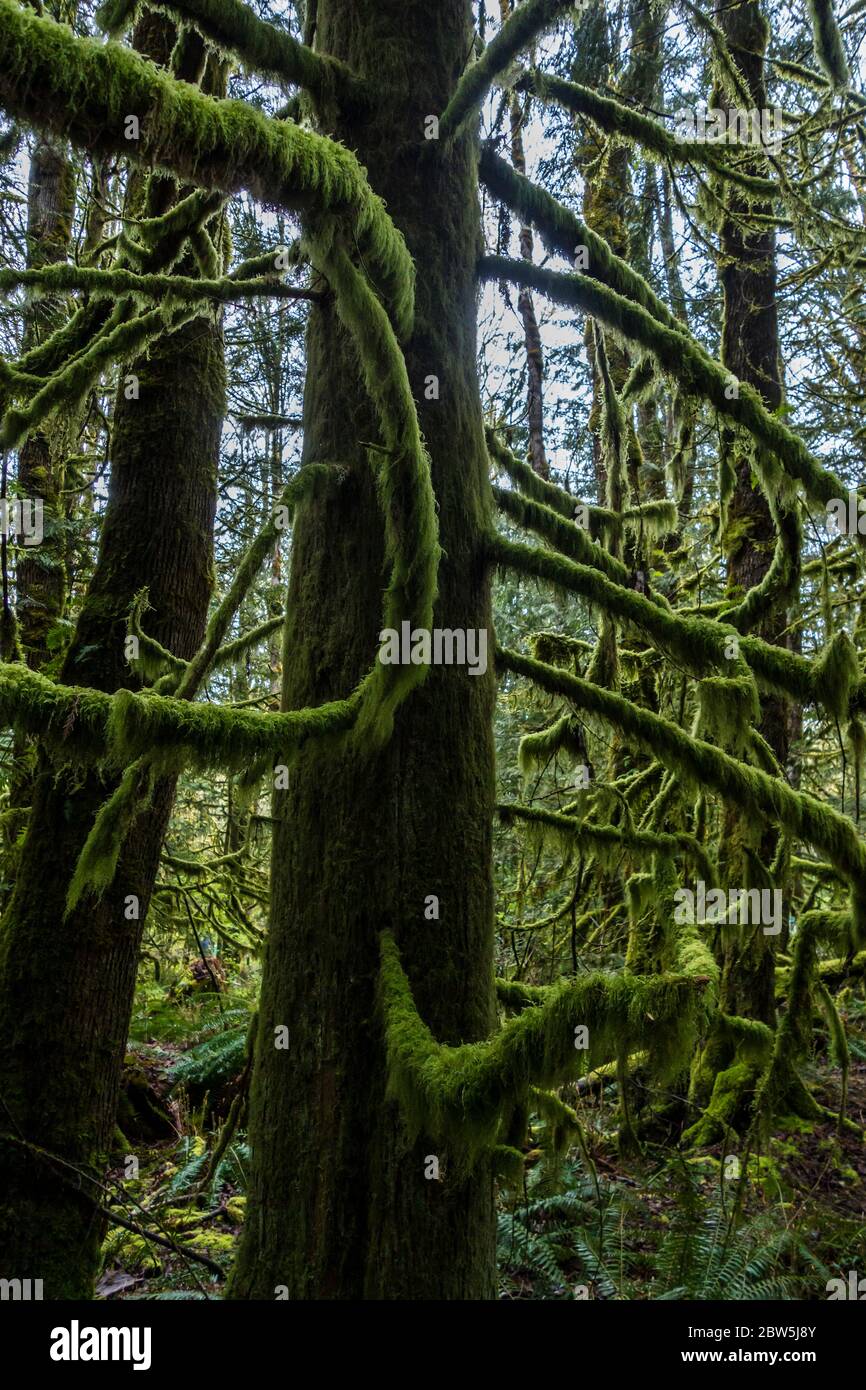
[228, 0, 497, 1301]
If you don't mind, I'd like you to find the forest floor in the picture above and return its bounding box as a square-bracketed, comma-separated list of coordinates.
[99, 985, 866, 1302]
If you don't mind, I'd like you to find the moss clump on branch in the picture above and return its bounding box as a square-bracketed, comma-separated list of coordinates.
[96, 0, 368, 107]
[378, 931, 714, 1162]
[517, 713, 586, 776]
[438, 0, 577, 142]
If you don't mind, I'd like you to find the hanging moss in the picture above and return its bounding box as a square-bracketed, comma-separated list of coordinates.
[679, 0, 755, 111]
[806, 0, 850, 89]
[0, 658, 360, 770]
[478, 255, 855, 517]
[498, 801, 717, 886]
[496, 645, 866, 919]
[517, 712, 585, 777]
[378, 930, 714, 1163]
[2, 299, 208, 449]
[65, 759, 156, 914]
[696, 674, 760, 755]
[0, 0, 415, 337]
[126, 589, 188, 684]
[97, 0, 368, 107]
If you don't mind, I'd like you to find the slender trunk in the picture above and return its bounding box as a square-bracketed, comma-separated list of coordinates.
[499, 0, 548, 479]
[15, 136, 76, 668]
[229, 0, 497, 1300]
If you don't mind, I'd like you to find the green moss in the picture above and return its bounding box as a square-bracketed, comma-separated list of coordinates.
[0, 0, 414, 337]
[806, 0, 850, 88]
[439, 0, 576, 141]
[378, 930, 713, 1165]
[479, 255, 855, 516]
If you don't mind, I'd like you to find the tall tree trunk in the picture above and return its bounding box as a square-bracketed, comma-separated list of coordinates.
[715, 0, 787, 1028]
[228, 0, 497, 1300]
[0, 25, 224, 1300]
[15, 136, 76, 668]
[499, 0, 548, 480]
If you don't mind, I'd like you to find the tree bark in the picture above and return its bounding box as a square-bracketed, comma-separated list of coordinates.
[715, 0, 788, 1028]
[228, 0, 497, 1301]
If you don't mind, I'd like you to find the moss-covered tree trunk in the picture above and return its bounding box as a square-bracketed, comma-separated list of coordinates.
[15, 135, 76, 668]
[0, 23, 224, 1297]
[716, 0, 787, 1029]
[228, 0, 497, 1301]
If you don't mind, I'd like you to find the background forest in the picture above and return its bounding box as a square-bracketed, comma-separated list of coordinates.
[0, 0, 865, 1303]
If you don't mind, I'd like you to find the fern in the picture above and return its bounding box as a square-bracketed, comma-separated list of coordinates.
[168, 1016, 248, 1091]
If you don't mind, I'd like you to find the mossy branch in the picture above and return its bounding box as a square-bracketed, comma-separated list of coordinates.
[0, 262, 321, 305]
[479, 146, 682, 332]
[438, 0, 577, 142]
[378, 930, 714, 1160]
[177, 464, 344, 701]
[487, 531, 860, 721]
[0, 660, 359, 772]
[312, 241, 439, 743]
[0, 0, 414, 336]
[497, 802, 717, 885]
[96, 0, 368, 107]
[517, 69, 779, 198]
[478, 254, 852, 515]
[496, 644, 866, 914]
